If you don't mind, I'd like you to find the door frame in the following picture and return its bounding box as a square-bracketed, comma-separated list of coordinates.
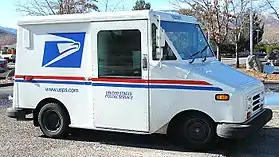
[91, 19, 151, 133]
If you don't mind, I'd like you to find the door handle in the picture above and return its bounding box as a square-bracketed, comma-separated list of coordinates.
[142, 54, 148, 70]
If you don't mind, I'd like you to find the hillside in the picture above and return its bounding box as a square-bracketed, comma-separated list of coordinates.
[258, 14, 279, 45]
[0, 27, 16, 35]
[263, 14, 279, 28]
[0, 27, 17, 47]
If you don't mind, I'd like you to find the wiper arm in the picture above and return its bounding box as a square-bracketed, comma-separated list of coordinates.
[189, 45, 208, 64]
[202, 49, 207, 62]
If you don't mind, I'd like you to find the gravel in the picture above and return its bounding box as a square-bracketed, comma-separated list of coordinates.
[0, 100, 279, 157]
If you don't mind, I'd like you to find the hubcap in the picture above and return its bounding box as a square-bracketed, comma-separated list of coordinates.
[185, 118, 211, 143]
[42, 110, 61, 132]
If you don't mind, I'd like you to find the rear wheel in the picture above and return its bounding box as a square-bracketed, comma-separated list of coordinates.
[168, 113, 218, 150]
[38, 102, 69, 138]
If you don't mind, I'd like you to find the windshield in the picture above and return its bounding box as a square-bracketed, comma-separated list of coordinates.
[161, 21, 214, 60]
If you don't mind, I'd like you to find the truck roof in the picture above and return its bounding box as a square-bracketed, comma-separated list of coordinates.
[17, 10, 199, 26]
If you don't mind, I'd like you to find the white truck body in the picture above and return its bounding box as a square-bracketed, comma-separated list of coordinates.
[7, 10, 272, 149]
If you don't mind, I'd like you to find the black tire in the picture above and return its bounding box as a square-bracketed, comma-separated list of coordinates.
[38, 102, 69, 138]
[168, 113, 218, 150]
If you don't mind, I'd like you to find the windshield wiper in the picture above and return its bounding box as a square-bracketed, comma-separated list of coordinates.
[189, 45, 208, 64]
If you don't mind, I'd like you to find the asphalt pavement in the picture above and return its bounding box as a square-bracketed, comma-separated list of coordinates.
[0, 86, 13, 101]
[0, 86, 13, 94]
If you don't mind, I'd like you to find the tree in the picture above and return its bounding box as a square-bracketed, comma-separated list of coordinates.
[265, 0, 279, 19]
[179, 4, 208, 31]
[224, 10, 263, 67]
[132, 0, 151, 10]
[229, 0, 251, 68]
[98, 0, 126, 12]
[177, 0, 232, 61]
[16, 0, 99, 16]
[240, 12, 265, 50]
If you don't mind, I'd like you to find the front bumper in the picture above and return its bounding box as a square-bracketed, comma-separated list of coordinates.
[216, 108, 273, 139]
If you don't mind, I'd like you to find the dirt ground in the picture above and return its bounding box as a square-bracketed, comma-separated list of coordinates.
[231, 64, 279, 81]
[1, 100, 279, 157]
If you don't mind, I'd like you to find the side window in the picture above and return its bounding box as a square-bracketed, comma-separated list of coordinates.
[152, 23, 177, 60]
[97, 30, 142, 78]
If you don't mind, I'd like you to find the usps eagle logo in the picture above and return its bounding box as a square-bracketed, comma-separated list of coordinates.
[42, 32, 86, 68]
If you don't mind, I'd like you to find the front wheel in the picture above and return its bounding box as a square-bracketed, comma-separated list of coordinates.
[169, 113, 218, 150]
[38, 103, 69, 138]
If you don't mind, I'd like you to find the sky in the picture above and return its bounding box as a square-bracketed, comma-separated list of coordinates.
[0, 0, 21, 28]
[0, 0, 185, 29]
[0, 0, 277, 29]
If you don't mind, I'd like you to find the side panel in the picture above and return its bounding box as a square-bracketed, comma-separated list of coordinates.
[147, 20, 231, 134]
[91, 20, 150, 132]
[14, 23, 94, 129]
[148, 66, 233, 134]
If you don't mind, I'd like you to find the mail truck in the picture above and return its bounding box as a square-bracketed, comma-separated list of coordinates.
[7, 10, 273, 150]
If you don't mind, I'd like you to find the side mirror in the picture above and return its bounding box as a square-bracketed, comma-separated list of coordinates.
[155, 47, 163, 59]
[156, 28, 165, 47]
[263, 62, 274, 75]
[155, 27, 165, 61]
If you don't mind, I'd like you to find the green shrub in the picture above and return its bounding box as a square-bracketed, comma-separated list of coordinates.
[255, 44, 267, 52]
[266, 46, 272, 53]
[266, 45, 279, 53]
[254, 44, 279, 54]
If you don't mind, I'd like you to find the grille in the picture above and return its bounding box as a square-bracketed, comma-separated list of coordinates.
[251, 92, 263, 113]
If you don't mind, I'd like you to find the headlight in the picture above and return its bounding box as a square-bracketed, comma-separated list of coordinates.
[247, 97, 252, 110]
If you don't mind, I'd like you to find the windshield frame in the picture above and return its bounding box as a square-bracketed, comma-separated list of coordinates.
[195, 24, 215, 57]
[160, 20, 215, 61]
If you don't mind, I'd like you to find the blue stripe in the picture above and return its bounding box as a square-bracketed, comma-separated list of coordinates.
[14, 79, 223, 91]
[93, 83, 222, 91]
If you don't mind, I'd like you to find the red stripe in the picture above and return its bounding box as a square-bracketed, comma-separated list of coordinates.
[14, 75, 211, 85]
[14, 75, 85, 81]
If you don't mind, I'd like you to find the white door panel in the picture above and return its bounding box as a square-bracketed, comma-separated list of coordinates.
[91, 20, 149, 132]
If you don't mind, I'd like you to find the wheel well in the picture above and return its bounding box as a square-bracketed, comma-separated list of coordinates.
[33, 98, 71, 127]
[167, 110, 215, 135]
